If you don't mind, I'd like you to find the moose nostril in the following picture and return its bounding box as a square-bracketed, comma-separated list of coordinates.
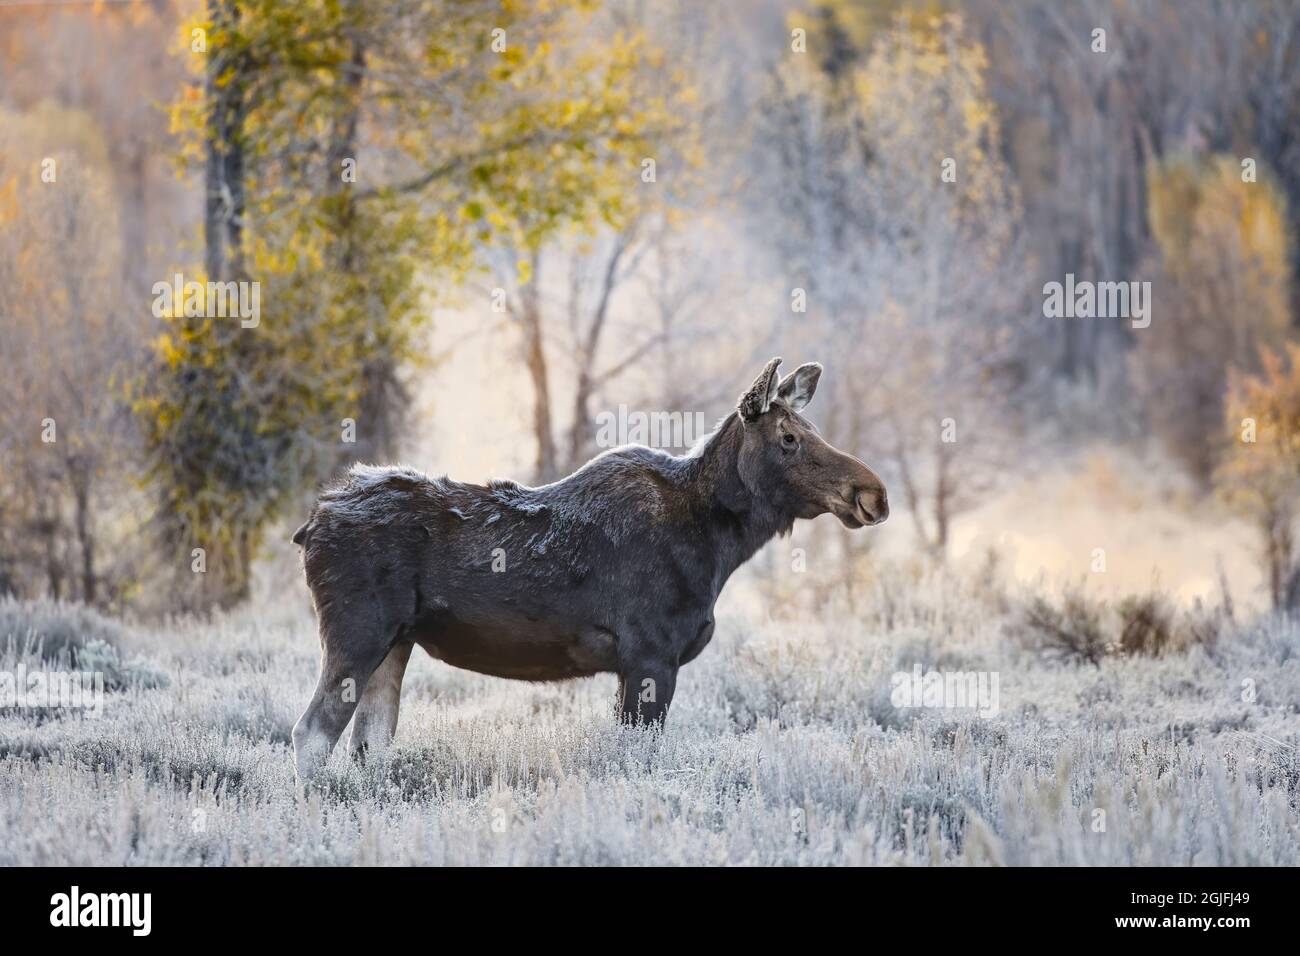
[857, 489, 888, 525]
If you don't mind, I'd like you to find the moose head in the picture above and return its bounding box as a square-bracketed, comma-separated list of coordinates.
[735, 357, 889, 529]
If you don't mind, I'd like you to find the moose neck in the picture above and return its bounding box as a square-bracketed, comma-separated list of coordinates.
[685, 413, 793, 579]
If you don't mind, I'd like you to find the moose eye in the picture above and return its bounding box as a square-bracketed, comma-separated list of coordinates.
[782, 432, 797, 447]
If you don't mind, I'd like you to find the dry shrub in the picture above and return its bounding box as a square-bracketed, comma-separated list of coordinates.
[1116, 593, 1176, 656]
[1020, 587, 1111, 665]
[1018, 585, 1222, 664]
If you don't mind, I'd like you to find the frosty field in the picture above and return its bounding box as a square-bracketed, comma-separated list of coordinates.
[1, 562, 1297, 868]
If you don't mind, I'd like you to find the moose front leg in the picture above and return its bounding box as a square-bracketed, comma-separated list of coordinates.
[617, 661, 678, 726]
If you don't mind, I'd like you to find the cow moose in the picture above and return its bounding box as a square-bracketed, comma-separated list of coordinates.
[290, 358, 888, 784]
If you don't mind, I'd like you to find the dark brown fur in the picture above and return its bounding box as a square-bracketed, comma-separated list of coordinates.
[290, 359, 887, 782]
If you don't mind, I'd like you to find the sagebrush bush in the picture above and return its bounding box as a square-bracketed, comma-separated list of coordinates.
[1019, 588, 1111, 664]
[1116, 593, 1176, 656]
[0, 597, 166, 690]
[0, 597, 131, 660]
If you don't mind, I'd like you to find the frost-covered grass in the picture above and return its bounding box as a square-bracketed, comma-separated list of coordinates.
[0, 570, 1297, 866]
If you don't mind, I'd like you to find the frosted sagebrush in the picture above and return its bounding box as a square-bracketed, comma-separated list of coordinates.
[0, 568, 1296, 865]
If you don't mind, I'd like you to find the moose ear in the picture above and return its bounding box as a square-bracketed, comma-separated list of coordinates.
[777, 362, 822, 411]
[738, 357, 783, 423]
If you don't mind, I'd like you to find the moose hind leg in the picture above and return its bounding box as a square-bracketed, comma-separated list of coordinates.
[348, 640, 413, 760]
[292, 614, 395, 787]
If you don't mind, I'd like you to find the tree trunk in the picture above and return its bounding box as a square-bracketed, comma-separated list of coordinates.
[69, 460, 96, 606]
[327, 15, 398, 463]
[1267, 507, 1295, 612]
[124, 146, 149, 292]
[203, 0, 247, 284]
[518, 252, 557, 482]
[565, 371, 594, 474]
[191, 0, 251, 610]
[933, 444, 952, 554]
[37, 502, 62, 601]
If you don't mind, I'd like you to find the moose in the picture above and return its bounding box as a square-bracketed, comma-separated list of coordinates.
[290, 358, 888, 783]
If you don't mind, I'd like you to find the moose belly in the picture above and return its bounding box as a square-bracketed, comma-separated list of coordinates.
[410, 609, 619, 681]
